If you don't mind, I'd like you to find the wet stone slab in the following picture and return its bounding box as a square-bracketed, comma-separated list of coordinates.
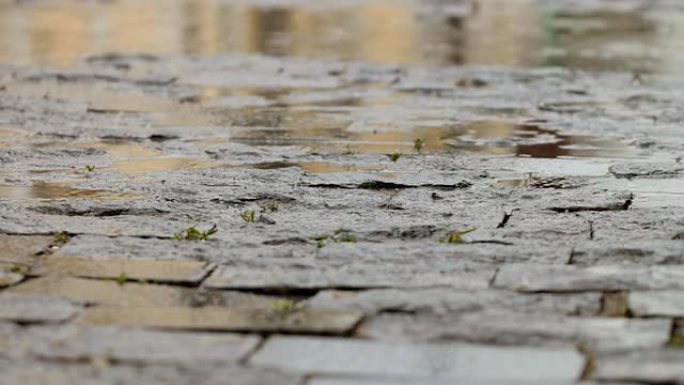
[356, 312, 671, 352]
[307, 289, 603, 316]
[0, 294, 81, 323]
[249, 336, 586, 381]
[0, 271, 24, 287]
[16, 325, 261, 365]
[80, 306, 363, 335]
[494, 264, 684, 292]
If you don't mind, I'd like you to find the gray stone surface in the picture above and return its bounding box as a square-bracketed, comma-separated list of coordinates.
[628, 291, 684, 317]
[250, 336, 585, 381]
[593, 349, 684, 383]
[0, 361, 302, 385]
[357, 312, 671, 352]
[80, 306, 363, 334]
[494, 264, 684, 292]
[0, 294, 81, 323]
[570, 240, 684, 266]
[204, 263, 495, 290]
[307, 289, 602, 316]
[17, 325, 261, 364]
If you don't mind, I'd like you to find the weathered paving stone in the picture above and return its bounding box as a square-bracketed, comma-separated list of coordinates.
[6, 276, 275, 308]
[31, 257, 214, 284]
[494, 264, 684, 292]
[593, 349, 684, 383]
[356, 312, 671, 352]
[18, 325, 261, 365]
[628, 291, 684, 317]
[0, 234, 53, 264]
[307, 289, 602, 316]
[0, 294, 81, 323]
[0, 270, 23, 287]
[570, 240, 684, 265]
[249, 336, 585, 381]
[307, 378, 578, 385]
[80, 306, 363, 334]
[0, 361, 302, 385]
[204, 264, 495, 290]
[609, 162, 684, 179]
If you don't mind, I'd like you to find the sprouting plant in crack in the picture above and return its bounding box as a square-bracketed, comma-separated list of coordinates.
[414, 138, 424, 153]
[7, 264, 27, 274]
[388, 151, 402, 162]
[52, 231, 71, 245]
[270, 298, 299, 315]
[84, 165, 96, 172]
[116, 272, 127, 286]
[442, 227, 477, 244]
[261, 202, 279, 212]
[310, 228, 358, 248]
[241, 210, 256, 223]
[173, 224, 218, 241]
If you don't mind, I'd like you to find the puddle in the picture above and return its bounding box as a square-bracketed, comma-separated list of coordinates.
[114, 157, 222, 176]
[231, 119, 627, 158]
[0, 182, 137, 201]
[0, 0, 682, 74]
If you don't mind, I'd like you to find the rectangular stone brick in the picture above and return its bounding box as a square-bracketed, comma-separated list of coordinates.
[249, 336, 585, 381]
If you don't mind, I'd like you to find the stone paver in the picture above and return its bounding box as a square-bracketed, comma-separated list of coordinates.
[307, 289, 602, 316]
[6, 276, 276, 308]
[0, 360, 302, 385]
[593, 349, 684, 383]
[249, 336, 585, 381]
[31, 257, 214, 284]
[205, 263, 495, 290]
[629, 291, 684, 317]
[18, 325, 261, 365]
[0, 294, 81, 323]
[357, 312, 671, 352]
[494, 265, 684, 292]
[80, 306, 363, 334]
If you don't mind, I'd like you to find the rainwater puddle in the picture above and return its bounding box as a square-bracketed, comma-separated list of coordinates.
[0, 182, 137, 201]
[231, 119, 628, 158]
[0, 0, 682, 74]
[114, 158, 222, 176]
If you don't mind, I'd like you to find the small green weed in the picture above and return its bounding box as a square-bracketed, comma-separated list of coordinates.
[670, 335, 684, 346]
[442, 227, 477, 244]
[270, 298, 298, 315]
[173, 224, 218, 241]
[261, 202, 279, 212]
[7, 265, 26, 274]
[310, 228, 357, 248]
[84, 165, 96, 172]
[414, 138, 424, 153]
[241, 210, 256, 223]
[116, 272, 127, 286]
[52, 231, 70, 244]
[388, 152, 402, 162]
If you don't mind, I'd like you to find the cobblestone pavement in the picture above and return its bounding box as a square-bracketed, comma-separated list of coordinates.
[0, 0, 684, 384]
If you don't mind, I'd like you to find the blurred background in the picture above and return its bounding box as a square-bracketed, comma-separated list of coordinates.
[0, 0, 682, 74]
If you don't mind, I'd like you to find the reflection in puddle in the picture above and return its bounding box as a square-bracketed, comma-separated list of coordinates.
[231, 119, 625, 159]
[247, 161, 383, 173]
[0, 182, 137, 201]
[114, 157, 222, 176]
[0, 0, 681, 74]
